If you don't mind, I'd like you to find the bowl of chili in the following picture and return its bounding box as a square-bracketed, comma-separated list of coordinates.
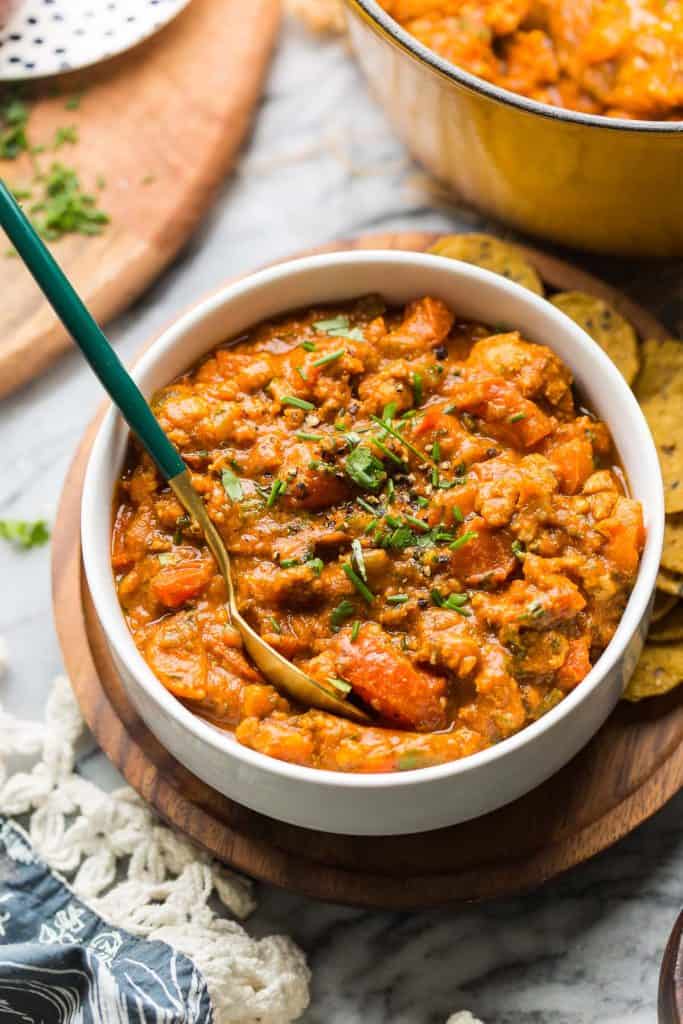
[343, 0, 683, 257]
[81, 250, 663, 835]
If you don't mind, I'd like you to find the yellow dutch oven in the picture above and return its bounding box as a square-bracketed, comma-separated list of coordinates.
[344, 0, 683, 258]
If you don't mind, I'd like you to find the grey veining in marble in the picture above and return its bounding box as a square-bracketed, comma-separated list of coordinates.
[1, 14, 682, 1023]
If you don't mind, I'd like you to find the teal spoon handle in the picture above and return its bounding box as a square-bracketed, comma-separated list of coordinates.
[0, 180, 185, 481]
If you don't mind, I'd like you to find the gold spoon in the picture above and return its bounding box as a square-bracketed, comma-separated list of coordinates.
[0, 180, 370, 725]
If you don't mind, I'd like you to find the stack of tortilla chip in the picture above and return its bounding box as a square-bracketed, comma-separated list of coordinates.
[430, 233, 682, 703]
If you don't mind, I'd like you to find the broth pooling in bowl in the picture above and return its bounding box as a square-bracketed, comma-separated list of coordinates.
[111, 295, 644, 772]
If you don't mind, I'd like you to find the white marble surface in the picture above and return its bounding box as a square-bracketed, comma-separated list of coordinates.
[1, 15, 682, 1023]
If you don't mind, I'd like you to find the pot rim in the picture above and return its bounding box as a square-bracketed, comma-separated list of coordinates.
[345, 0, 683, 135]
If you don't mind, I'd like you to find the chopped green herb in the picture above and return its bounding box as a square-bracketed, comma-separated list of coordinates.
[511, 539, 526, 560]
[385, 514, 402, 528]
[295, 431, 324, 442]
[431, 466, 440, 488]
[0, 518, 50, 550]
[431, 440, 441, 462]
[449, 530, 478, 551]
[330, 599, 355, 631]
[382, 401, 398, 423]
[452, 505, 464, 523]
[280, 558, 299, 569]
[328, 676, 352, 695]
[403, 513, 429, 533]
[313, 315, 364, 341]
[370, 415, 428, 463]
[356, 496, 378, 515]
[64, 93, 84, 111]
[301, 340, 316, 352]
[385, 525, 414, 550]
[385, 477, 395, 502]
[344, 446, 387, 492]
[351, 538, 367, 581]
[416, 496, 429, 508]
[267, 616, 282, 634]
[397, 751, 424, 771]
[0, 95, 29, 159]
[266, 479, 287, 508]
[342, 563, 374, 603]
[306, 557, 324, 576]
[312, 348, 345, 368]
[29, 163, 109, 241]
[221, 467, 243, 502]
[507, 412, 526, 423]
[521, 600, 545, 621]
[387, 594, 409, 605]
[296, 366, 308, 381]
[412, 371, 423, 407]
[53, 125, 78, 149]
[281, 395, 315, 411]
[350, 619, 361, 641]
[373, 437, 405, 466]
[443, 592, 468, 608]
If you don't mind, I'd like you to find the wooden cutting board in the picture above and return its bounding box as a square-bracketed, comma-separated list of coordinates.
[0, 0, 280, 399]
[53, 231, 683, 909]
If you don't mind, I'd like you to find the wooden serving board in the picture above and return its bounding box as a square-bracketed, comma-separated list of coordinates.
[0, 0, 280, 399]
[53, 231, 682, 910]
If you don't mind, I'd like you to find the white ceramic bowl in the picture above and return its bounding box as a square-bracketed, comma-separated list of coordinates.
[82, 252, 664, 836]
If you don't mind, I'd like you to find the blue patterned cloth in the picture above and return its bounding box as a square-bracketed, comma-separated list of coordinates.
[0, 817, 214, 1022]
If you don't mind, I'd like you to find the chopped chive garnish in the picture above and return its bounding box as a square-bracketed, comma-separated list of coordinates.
[431, 466, 440, 487]
[430, 588, 444, 607]
[444, 592, 468, 607]
[385, 514, 402, 528]
[296, 366, 308, 381]
[449, 529, 478, 551]
[267, 616, 282, 634]
[357, 496, 377, 514]
[511, 539, 526, 560]
[382, 401, 398, 423]
[221, 467, 243, 502]
[404, 513, 429, 532]
[452, 505, 464, 523]
[351, 538, 367, 581]
[386, 478, 395, 502]
[281, 395, 315, 411]
[387, 594, 409, 605]
[342, 563, 374, 603]
[312, 348, 345, 367]
[431, 440, 441, 462]
[363, 517, 378, 534]
[306, 557, 324, 575]
[373, 437, 405, 465]
[351, 619, 361, 641]
[370, 415, 428, 463]
[330, 598, 355, 631]
[416, 496, 429, 508]
[296, 431, 324, 441]
[412, 371, 423, 406]
[280, 558, 299, 568]
[508, 412, 526, 423]
[301, 340, 317, 352]
[328, 676, 352, 695]
[266, 479, 287, 507]
[313, 315, 349, 332]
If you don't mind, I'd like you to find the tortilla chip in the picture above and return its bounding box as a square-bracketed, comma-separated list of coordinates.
[622, 644, 683, 701]
[662, 513, 683, 574]
[639, 397, 683, 513]
[550, 292, 640, 385]
[634, 338, 683, 402]
[429, 234, 544, 296]
[649, 603, 683, 644]
[651, 591, 678, 622]
[657, 567, 683, 596]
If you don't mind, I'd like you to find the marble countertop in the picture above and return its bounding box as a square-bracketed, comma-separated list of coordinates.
[1, 15, 682, 1023]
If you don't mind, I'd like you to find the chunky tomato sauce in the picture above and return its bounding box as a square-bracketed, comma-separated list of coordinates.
[112, 296, 644, 772]
[379, 0, 683, 120]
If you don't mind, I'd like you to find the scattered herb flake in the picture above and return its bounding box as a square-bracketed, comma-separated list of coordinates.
[281, 395, 315, 411]
[344, 445, 387, 492]
[0, 518, 50, 550]
[30, 163, 109, 241]
[267, 616, 282, 634]
[507, 412, 526, 423]
[0, 94, 29, 159]
[266, 479, 286, 508]
[306, 557, 324, 576]
[295, 431, 323, 442]
[449, 529, 478, 551]
[301, 340, 316, 352]
[221, 467, 243, 502]
[312, 348, 345, 368]
[387, 594, 409, 605]
[330, 598, 355, 631]
[412, 371, 423, 407]
[342, 563, 374, 604]
[511, 539, 526, 560]
[53, 125, 78, 149]
[351, 538, 367, 581]
[328, 676, 352, 695]
[350, 619, 361, 641]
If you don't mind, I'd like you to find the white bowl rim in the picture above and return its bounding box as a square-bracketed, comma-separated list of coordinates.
[347, 0, 683, 135]
[82, 249, 664, 793]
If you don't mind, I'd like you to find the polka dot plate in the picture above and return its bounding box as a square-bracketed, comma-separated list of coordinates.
[0, 0, 192, 80]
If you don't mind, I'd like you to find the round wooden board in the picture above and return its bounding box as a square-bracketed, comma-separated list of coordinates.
[53, 231, 683, 910]
[0, 0, 280, 399]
